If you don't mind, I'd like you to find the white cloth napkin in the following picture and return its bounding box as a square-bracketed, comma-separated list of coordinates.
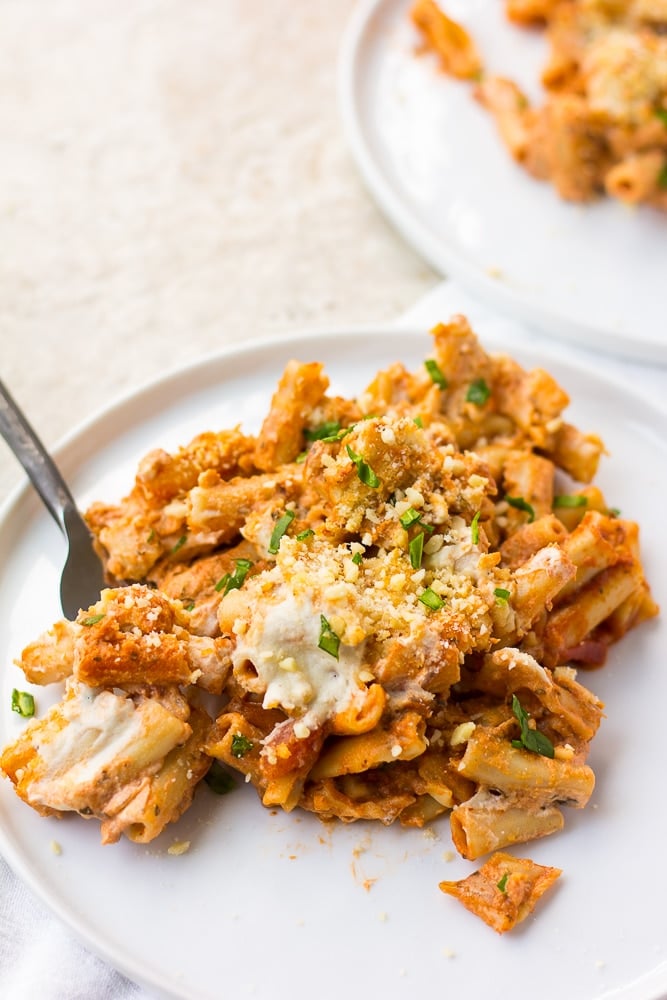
[0, 856, 151, 999]
[1, 280, 665, 999]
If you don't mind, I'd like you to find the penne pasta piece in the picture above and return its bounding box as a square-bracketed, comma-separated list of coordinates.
[450, 788, 565, 859]
[410, 0, 483, 80]
[254, 360, 329, 471]
[310, 712, 427, 780]
[543, 560, 644, 665]
[604, 151, 667, 205]
[0, 679, 206, 845]
[457, 727, 595, 806]
[440, 851, 562, 932]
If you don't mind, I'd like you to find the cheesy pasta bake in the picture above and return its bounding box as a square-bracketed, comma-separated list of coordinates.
[0, 317, 658, 931]
[411, 0, 667, 209]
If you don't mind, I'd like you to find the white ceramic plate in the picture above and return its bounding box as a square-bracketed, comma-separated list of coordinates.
[339, 0, 667, 362]
[1, 328, 666, 1000]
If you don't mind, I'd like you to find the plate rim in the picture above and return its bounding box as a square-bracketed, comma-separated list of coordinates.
[1, 321, 667, 1000]
[337, 0, 667, 365]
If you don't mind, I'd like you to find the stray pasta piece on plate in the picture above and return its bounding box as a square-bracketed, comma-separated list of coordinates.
[411, 0, 667, 209]
[439, 851, 562, 933]
[0, 313, 657, 917]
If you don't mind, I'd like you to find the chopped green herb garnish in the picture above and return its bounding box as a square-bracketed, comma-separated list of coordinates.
[295, 451, 308, 464]
[268, 510, 296, 554]
[147, 528, 156, 543]
[418, 588, 445, 611]
[470, 510, 481, 545]
[400, 507, 422, 529]
[399, 506, 433, 534]
[204, 760, 237, 794]
[511, 694, 555, 758]
[497, 872, 509, 893]
[304, 421, 341, 442]
[346, 444, 380, 488]
[296, 528, 315, 541]
[321, 427, 353, 443]
[655, 108, 667, 127]
[81, 613, 105, 627]
[659, 164, 667, 190]
[170, 534, 188, 554]
[318, 614, 340, 659]
[553, 494, 588, 509]
[214, 558, 254, 595]
[409, 532, 425, 570]
[466, 378, 491, 406]
[230, 733, 254, 758]
[184, 601, 196, 612]
[424, 359, 448, 389]
[351, 551, 363, 565]
[608, 507, 621, 518]
[494, 587, 511, 604]
[505, 495, 535, 523]
[11, 689, 35, 718]
[413, 416, 424, 428]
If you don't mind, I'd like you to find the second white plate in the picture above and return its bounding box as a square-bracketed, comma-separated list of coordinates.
[339, 0, 667, 362]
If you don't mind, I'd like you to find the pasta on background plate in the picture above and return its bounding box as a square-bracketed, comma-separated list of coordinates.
[0, 316, 658, 932]
[411, 0, 667, 209]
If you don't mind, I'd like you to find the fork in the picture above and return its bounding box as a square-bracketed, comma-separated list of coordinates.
[0, 379, 107, 620]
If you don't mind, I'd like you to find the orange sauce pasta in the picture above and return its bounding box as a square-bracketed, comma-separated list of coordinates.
[0, 317, 658, 927]
[411, 0, 667, 209]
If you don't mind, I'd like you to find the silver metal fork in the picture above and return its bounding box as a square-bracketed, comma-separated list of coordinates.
[0, 379, 106, 619]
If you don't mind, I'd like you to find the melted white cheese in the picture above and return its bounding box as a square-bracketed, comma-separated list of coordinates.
[30, 685, 145, 809]
[233, 590, 366, 728]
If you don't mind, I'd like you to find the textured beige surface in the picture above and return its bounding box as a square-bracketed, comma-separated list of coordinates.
[0, 0, 436, 502]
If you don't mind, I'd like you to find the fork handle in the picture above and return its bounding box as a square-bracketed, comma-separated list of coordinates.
[0, 378, 76, 534]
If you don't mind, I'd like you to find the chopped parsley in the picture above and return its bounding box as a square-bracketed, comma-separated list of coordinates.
[505, 495, 535, 523]
[184, 601, 196, 612]
[409, 532, 425, 570]
[399, 507, 433, 533]
[304, 421, 342, 442]
[147, 528, 156, 543]
[418, 587, 445, 611]
[230, 733, 254, 758]
[11, 689, 35, 718]
[295, 451, 308, 464]
[321, 426, 353, 443]
[553, 494, 588, 509]
[81, 613, 105, 627]
[351, 551, 363, 565]
[497, 872, 509, 893]
[413, 416, 424, 428]
[511, 694, 555, 758]
[494, 587, 511, 604]
[296, 528, 315, 541]
[655, 107, 667, 128]
[170, 534, 188, 554]
[466, 378, 491, 406]
[204, 760, 236, 794]
[268, 510, 296, 554]
[215, 558, 254, 595]
[399, 507, 422, 529]
[470, 510, 481, 545]
[659, 163, 667, 190]
[424, 359, 448, 389]
[346, 444, 380, 488]
[607, 507, 621, 518]
[318, 614, 340, 659]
